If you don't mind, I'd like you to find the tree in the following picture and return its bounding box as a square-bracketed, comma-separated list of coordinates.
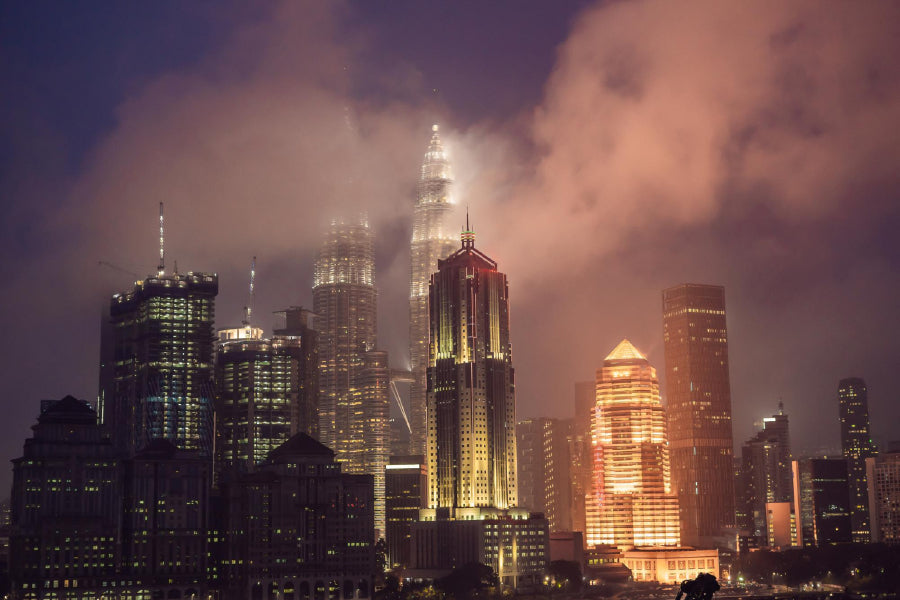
[436, 562, 499, 598]
[548, 560, 583, 591]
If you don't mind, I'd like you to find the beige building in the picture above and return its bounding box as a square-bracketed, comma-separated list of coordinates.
[622, 548, 719, 583]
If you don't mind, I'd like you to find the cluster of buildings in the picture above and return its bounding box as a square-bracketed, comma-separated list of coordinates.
[6, 125, 898, 600]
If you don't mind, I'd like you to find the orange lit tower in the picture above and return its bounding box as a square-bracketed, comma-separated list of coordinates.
[586, 340, 680, 549]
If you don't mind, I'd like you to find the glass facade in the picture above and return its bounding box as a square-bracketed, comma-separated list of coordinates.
[107, 272, 218, 457]
[410, 125, 458, 457]
[839, 377, 878, 543]
[662, 283, 735, 546]
[313, 218, 388, 535]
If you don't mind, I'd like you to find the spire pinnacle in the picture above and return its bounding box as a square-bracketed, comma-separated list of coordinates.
[157, 202, 165, 276]
[461, 207, 475, 248]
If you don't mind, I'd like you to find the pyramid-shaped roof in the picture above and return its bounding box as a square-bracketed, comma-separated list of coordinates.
[605, 339, 647, 362]
[38, 395, 97, 425]
[269, 432, 334, 460]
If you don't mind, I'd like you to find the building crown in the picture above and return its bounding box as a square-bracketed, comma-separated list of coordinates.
[605, 339, 647, 362]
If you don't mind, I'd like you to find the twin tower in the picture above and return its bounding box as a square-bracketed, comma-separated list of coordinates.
[312, 125, 517, 529]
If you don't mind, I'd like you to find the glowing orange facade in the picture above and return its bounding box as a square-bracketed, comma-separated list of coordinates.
[586, 340, 681, 549]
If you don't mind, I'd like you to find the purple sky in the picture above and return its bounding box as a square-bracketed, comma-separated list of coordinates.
[1, 1, 898, 495]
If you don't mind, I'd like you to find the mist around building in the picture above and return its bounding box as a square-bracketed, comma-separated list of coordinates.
[2, 128, 898, 600]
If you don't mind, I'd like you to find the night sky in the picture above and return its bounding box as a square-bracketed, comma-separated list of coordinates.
[1, 1, 898, 495]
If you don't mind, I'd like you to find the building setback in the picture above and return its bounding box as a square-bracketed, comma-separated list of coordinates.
[425, 226, 516, 512]
[409, 125, 458, 458]
[222, 433, 374, 600]
[586, 340, 681, 550]
[313, 218, 389, 536]
[104, 270, 218, 457]
[839, 377, 878, 543]
[412, 228, 547, 584]
[662, 284, 736, 546]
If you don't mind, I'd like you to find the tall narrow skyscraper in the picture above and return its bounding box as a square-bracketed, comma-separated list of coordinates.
[313, 217, 388, 535]
[839, 377, 878, 543]
[426, 226, 517, 512]
[410, 125, 457, 456]
[586, 340, 681, 550]
[662, 284, 736, 546]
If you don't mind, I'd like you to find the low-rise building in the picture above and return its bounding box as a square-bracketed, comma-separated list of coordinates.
[621, 548, 719, 584]
[409, 508, 549, 586]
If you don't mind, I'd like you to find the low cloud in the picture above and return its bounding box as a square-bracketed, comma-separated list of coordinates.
[2, 0, 898, 490]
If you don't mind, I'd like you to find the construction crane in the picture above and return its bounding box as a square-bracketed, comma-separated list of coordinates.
[242, 256, 256, 327]
[98, 261, 138, 279]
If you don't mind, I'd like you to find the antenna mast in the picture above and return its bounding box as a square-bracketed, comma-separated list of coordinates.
[157, 202, 165, 276]
[243, 256, 256, 327]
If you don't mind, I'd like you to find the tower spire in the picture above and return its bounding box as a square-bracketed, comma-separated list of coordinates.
[461, 207, 475, 248]
[157, 202, 165, 276]
[242, 256, 256, 327]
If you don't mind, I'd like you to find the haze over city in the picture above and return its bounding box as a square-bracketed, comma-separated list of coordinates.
[1, 0, 899, 506]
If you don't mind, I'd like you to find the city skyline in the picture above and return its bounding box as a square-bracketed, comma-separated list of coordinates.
[1, 0, 899, 499]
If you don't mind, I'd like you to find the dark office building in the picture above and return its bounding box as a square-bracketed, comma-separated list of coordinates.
[273, 306, 320, 439]
[839, 377, 878, 543]
[222, 433, 374, 600]
[517, 418, 573, 532]
[10, 396, 122, 599]
[385, 455, 427, 569]
[662, 284, 736, 546]
[792, 458, 851, 547]
[570, 382, 594, 536]
[104, 271, 218, 457]
[740, 406, 792, 546]
[122, 440, 211, 597]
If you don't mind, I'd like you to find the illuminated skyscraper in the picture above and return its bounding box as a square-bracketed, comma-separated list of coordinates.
[586, 340, 681, 550]
[313, 218, 388, 535]
[426, 226, 516, 512]
[215, 307, 318, 476]
[662, 284, 735, 546]
[106, 271, 218, 457]
[414, 229, 548, 584]
[839, 377, 878, 543]
[409, 125, 457, 456]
